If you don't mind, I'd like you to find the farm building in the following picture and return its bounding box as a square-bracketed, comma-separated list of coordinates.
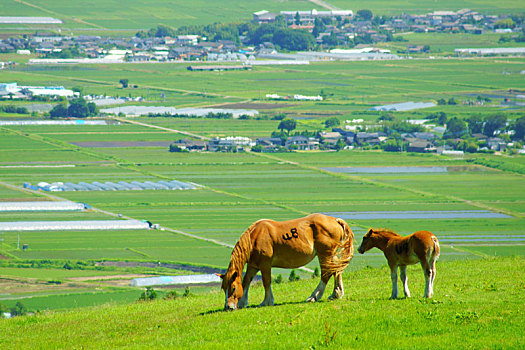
[130, 274, 221, 287]
[0, 82, 76, 98]
[0, 201, 87, 212]
[24, 180, 198, 192]
[0, 220, 150, 231]
[187, 65, 251, 71]
[370, 101, 436, 111]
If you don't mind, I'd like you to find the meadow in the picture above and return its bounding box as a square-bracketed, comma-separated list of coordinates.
[0, 257, 523, 349]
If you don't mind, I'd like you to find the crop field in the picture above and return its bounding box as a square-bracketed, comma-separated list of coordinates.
[3, 59, 524, 113]
[0, 54, 524, 315]
[0, 0, 318, 30]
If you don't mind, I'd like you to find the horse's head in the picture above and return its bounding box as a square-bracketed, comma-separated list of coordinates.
[218, 269, 243, 310]
[358, 228, 377, 254]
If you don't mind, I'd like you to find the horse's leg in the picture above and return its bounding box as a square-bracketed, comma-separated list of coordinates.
[238, 266, 259, 308]
[390, 264, 399, 299]
[399, 265, 410, 298]
[307, 263, 330, 302]
[259, 264, 274, 307]
[328, 272, 344, 300]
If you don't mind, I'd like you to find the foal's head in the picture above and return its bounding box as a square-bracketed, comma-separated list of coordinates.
[357, 228, 385, 254]
[218, 269, 243, 311]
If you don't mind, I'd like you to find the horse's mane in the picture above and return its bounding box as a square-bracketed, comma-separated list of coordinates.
[227, 220, 263, 276]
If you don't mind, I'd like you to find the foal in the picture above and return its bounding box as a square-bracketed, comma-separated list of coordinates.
[358, 228, 440, 298]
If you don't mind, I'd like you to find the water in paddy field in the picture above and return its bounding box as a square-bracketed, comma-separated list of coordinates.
[320, 166, 487, 174]
[324, 210, 512, 220]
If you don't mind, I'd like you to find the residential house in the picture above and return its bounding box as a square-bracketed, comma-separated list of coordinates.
[285, 136, 319, 150]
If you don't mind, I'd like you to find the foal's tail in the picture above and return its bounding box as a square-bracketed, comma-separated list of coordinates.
[429, 235, 440, 262]
[324, 218, 355, 277]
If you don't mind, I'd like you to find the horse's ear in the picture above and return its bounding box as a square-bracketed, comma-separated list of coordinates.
[215, 273, 224, 280]
[366, 228, 373, 236]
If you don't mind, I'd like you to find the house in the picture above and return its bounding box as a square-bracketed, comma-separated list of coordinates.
[285, 136, 319, 150]
[253, 10, 277, 24]
[487, 137, 506, 151]
[256, 137, 283, 151]
[407, 140, 435, 153]
[172, 139, 207, 152]
[355, 132, 381, 145]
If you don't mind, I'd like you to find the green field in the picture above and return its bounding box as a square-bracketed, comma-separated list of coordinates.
[0, 0, 318, 30]
[0, 46, 524, 319]
[1, 257, 523, 349]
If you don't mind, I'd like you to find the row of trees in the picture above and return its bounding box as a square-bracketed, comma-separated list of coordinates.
[444, 113, 525, 140]
[49, 98, 98, 119]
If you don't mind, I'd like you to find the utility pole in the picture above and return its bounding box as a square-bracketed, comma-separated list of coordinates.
[17, 234, 20, 250]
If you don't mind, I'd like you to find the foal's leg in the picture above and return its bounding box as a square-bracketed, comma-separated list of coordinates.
[238, 265, 259, 308]
[428, 258, 437, 298]
[390, 264, 399, 299]
[420, 261, 432, 298]
[399, 265, 410, 298]
[328, 272, 344, 300]
[259, 264, 274, 306]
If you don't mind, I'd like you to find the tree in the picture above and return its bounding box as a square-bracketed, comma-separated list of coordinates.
[322, 32, 340, 46]
[444, 117, 467, 139]
[324, 117, 340, 128]
[483, 113, 507, 137]
[67, 98, 90, 118]
[447, 97, 457, 105]
[356, 9, 373, 21]
[288, 269, 300, 282]
[272, 28, 315, 51]
[278, 118, 297, 135]
[294, 12, 301, 25]
[512, 116, 525, 140]
[10, 302, 27, 316]
[49, 104, 68, 119]
[437, 98, 447, 105]
[87, 102, 98, 116]
[120, 79, 129, 88]
[312, 18, 326, 37]
[467, 114, 484, 134]
[72, 86, 84, 96]
[138, 287, 157, 301]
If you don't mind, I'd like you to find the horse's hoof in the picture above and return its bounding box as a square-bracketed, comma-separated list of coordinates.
[306, 297, 317, 303]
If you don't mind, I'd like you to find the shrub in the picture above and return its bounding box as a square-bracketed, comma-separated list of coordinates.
[288, 270, 300, 282]
[138, 287, 157, 301]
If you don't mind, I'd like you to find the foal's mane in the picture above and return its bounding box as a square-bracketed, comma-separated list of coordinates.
[373, 228, 401, 238]
[227, 220, 262, 275]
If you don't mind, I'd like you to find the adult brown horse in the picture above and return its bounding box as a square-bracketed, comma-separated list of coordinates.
[357, 228, 440, 299]
[218, 213, 354, 310]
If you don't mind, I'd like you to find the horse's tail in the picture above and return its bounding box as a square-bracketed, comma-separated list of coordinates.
[323, 218, 355, 278]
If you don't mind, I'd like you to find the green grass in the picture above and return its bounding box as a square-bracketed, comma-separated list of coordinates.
[329, 0, 525, 14]
[0, 0, 319, 30]
[0, 257, 523, 349]
[2, 59, 524, 111]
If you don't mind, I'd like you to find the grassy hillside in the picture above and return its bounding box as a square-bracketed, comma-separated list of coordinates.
[1, 256, 523, 349]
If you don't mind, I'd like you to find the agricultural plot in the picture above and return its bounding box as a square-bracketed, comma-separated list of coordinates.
[1, 56, 524, 312]
[0, 0, 318, 30]
[4, 59, 524, 111]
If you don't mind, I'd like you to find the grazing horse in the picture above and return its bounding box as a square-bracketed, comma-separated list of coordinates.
[357, 228, 440, 299]
[218, 213, 354, 310]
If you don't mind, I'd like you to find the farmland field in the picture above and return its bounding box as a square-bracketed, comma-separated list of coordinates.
[0, 54, 524, 315]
